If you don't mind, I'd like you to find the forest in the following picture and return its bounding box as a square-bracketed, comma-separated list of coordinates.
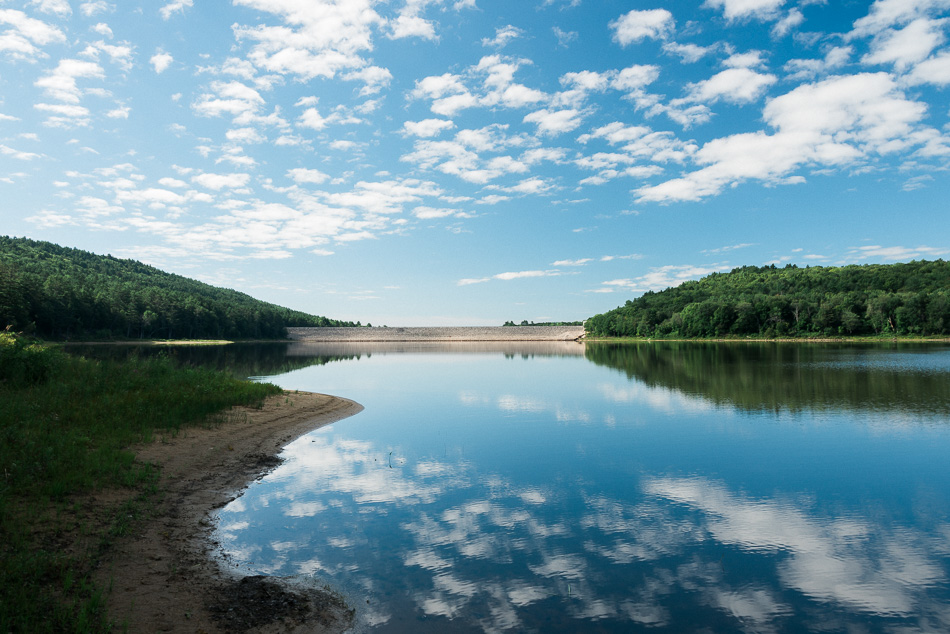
[0, 237, 355, 340]
[585, 260, 950, 338]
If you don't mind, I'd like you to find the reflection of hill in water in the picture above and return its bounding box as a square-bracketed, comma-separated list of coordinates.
[286, 341, 586, 358]
[64, 343, 358, 379]
[585, 342, 950, 415]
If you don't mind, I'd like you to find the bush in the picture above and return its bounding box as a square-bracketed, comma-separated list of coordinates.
[0, 331, 60, 387]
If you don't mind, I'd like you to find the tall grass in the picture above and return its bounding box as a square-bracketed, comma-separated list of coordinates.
[0, 332, 281, 632]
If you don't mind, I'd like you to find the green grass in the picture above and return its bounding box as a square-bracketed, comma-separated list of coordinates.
[0, 332, 281, 632]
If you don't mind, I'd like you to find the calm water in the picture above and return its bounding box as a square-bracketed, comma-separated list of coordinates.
[87, 342, 950, 632]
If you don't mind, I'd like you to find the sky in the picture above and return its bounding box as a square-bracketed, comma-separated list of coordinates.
[1, 0, 949, 326]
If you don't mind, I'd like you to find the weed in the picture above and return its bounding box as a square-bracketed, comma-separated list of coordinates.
[0, 333, 282, 632]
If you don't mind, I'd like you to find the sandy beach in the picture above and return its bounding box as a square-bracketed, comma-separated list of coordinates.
[95, 391, 363, 633]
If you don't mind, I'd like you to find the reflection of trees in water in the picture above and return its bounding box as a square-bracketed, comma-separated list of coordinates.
[584, 342, 950, 415]
[62, 343, 359, 379]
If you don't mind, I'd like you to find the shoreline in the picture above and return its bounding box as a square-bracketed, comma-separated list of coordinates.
[95, 391, 363, 633]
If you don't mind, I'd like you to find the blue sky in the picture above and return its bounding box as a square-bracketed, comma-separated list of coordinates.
[1, 0, 949, 325]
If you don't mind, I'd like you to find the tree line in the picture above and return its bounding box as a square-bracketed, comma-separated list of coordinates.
[0, 236, 356, 340]
[585, 261, 950, 338]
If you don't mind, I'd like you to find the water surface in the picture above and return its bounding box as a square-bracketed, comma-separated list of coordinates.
[132, 342, 950, 632]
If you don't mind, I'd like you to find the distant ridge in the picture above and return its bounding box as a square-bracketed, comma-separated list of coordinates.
[0, 236, 356, 340]
[586, 261, 950, 338]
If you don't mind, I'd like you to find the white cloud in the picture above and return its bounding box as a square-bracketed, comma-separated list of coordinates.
[637, 72, 931, 202]
[0, 144, 41, 160]
[611, 64, 661, 92]
[851, 0, 950, 37]
[297, 107, 327, 130]
[458, 269, 563, 285]
[553, 26, 577, 47]
[191, 172, 252, 190]
[684, 67, 777, 104]
[772, 8, 803, 36]
[523, 108, 584, 135]
[390, 14, 437, 40]
[599, 263, 731, 292]
[80, 2, 111, 17]
[0, 9, 67, 60]
[704, 0, 787, 21]
[106, 105, 130, 119]
[30, 0, 71, 17]
[342, 65, 392, 95]
[784, 46, 852, 80]
[846, 244, 950, 261]
[610, 9, 674, 46]
[863, 18, 946, 70]
[287, 167, 331, 185]
[150, 51, 174, 74]
[34, 102, 92, 127]
[907, 50, 950, 85]
[662, 42, 714, 63]
[403, 118, 455, 138]
[413, 206, 461, 219]
[232, 0, 382, 80]
[192, 80, 265, 120]
[226, 127, 266, 143]
[159, 0, 193, 20]
[482, 25, 523, 48]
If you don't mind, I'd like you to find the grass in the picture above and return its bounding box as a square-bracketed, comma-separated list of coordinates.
[0, 332, 282, 632]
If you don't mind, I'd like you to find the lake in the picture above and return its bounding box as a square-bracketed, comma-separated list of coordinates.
[77, 341, 950, 632]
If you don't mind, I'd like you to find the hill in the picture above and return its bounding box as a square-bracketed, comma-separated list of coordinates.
[0, 236, 355, 340]
[585, 261, 950, 338]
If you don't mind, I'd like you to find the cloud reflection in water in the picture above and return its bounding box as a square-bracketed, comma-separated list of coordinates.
[214, 430, 950, 632]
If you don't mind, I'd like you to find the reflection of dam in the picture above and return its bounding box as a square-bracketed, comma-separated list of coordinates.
[287, 326, 586, 342]
[287, 340, 586, 357]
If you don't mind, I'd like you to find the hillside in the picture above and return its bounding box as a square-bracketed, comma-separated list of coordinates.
[0, 236, 355, 340]
[585, 261, 950, 338]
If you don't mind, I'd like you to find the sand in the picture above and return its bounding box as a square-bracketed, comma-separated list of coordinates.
[95, 391, 363, 633]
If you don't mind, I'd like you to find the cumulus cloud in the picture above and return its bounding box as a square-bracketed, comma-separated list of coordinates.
[523, 108, 584, 135]
[610, 9, 674, 46]
[683, 67, 777, 104]
[191, 172, 252, 190]
[80, 2, 111, 17]
[287, 167, 331, 184]
[862, 17, 946, 70]
[159, 0, 193, 20]
[150, 51, 174, 74]
[637, 72, 933, 202]
[232, 0, 382, 80]
[402, 118, 455, 138]
[482, 25, 523, 48]
[0, 9, 67, 60]
[30, 0, 71, 17]
[906, 50, 950, 85]
[704, 0, 787, 21]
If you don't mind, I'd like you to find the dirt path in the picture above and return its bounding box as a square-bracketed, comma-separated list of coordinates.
[96, 391, 363, 633]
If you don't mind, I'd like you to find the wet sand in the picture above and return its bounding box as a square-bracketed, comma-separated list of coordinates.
[96, 391, 363, 633]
